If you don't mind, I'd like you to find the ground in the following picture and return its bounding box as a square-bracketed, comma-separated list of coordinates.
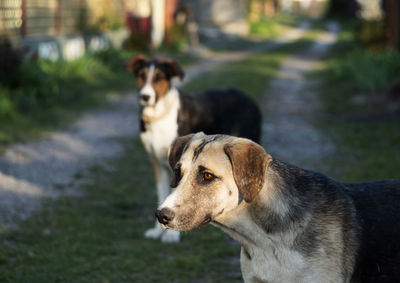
[0, 17, 399, 282]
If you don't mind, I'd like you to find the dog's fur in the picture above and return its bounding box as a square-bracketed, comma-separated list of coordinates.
[126, 55, 262, 242]
[157, 133, 400, 282]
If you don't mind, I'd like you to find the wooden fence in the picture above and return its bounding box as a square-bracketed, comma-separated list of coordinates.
[0, 0, 151, 41]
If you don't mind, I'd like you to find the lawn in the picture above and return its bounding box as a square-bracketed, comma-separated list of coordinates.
[314, 21, 400, 182]
[183, 25, 326, 100]
[0, 20, 332, 282]
[0, 139, 241, 282]
[0, 48, 195, 153]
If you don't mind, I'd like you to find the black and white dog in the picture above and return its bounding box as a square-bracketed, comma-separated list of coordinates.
[126, 55, 262, 242]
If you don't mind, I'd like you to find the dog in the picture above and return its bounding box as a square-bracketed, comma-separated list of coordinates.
[125, 55, 262, 243]
[156, 132, 400, 282]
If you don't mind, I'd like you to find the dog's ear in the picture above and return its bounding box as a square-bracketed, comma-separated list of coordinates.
[125, 55, 148, 76]
[160, 59, 184, 80]
[224, 140, 272, 203]
[168, 134, 195, 170]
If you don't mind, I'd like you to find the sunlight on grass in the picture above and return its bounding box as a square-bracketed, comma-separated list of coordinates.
[314, 21, 400, 183]
[0, 139, 241, 282]
[183, 27, 327, 101]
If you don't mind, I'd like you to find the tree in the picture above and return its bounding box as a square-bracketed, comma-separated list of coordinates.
[327, 0, 360, 18]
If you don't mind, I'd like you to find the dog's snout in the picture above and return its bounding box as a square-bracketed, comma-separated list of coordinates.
[156, 208, 175, 225]
[140, 94, 150, 102]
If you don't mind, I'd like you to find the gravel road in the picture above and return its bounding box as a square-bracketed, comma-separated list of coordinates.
[0, 22, 311, 228]
[262, 22, 339, 171]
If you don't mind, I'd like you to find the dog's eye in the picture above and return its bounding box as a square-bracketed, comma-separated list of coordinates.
[203, 172, 214, 181]
[154, 73, 164, 82]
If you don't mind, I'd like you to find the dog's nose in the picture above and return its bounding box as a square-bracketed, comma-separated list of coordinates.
[156, 208, 175, 225]
[140, 94, 150, 102]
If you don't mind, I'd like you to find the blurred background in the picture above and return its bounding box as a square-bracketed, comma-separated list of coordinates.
[1, 0, 400, 282]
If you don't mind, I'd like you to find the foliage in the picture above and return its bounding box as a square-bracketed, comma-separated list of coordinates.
[250, 13, 300, 39]
[354, 19, 386, 50]
[315, 24, 400, 183]
[123, 32, 150, 52]
[0, 37, 23, 88]
[184, 27, 325, 100]
[164, 23, 188, 52]
[0, 47, 134, 149]
[330, 48, 400, 93]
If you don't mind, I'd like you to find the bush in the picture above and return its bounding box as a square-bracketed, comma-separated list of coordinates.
[331, 48, 400, 93]
[0, 48, 132, 119]
[0, 37, 22, 88]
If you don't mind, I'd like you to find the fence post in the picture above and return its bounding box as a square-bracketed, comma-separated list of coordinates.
[20, 0, 27, 37]
[55, 0, 62, 34]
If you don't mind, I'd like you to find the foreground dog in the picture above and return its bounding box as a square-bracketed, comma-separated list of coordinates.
[157, 133, 400, 282]
[126, 56, 262, 242]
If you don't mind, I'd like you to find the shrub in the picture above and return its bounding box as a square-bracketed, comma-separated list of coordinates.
[0, 37, 22, 88]
[331, 48, 400, 93]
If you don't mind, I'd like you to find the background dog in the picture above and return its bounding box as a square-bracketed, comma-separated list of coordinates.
[126, 55, 262, 242]
[157, 133, 400, 282]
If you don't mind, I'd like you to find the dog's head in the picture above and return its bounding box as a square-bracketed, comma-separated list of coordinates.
[126, 55, 184, 107]
[156, 133, 272, 231]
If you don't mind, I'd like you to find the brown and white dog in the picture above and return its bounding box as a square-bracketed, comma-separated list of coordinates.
[126, 55, 262, 242]
[157, 133, 400, 282]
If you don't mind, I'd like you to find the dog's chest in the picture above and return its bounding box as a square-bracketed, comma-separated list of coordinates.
[240, 245, 308, 283]
[140, 107, 179, 162]
[240, 245, 343, 283]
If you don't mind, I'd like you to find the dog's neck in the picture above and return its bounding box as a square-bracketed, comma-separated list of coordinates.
[213, 161, 310, 249]
[141, 87, 179, 124]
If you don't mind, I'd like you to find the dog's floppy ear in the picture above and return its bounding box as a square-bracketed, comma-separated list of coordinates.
[224, 139, 272, 203]
[160, 58, 184, 80]
[125, 54, 148, 76]
[168, 134, 195, 170]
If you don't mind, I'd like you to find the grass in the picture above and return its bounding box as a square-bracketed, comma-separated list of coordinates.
[250, 13, 301, 39]
[314, 21, 400, 182]
[0, 48, 195, 153]
[0, 139, 241, 282]
[183, 26, 326, 100]
[0, 19, 328, 282]
[203, 13, 302, 52]
[0, 48, 134, 152]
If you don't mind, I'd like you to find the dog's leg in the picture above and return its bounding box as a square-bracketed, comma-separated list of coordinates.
[144, 159, 165, 239]
[144, 162, 180, 242]
[157, 166, 180, 243]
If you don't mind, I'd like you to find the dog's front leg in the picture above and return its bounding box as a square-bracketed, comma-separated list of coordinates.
[144, 162, 180, 243]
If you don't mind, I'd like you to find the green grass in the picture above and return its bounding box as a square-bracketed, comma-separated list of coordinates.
[0, 22, 329, 282]
[250, 13, 301, 39]
[183, 27, 327, 101]
[0, 139, 241, 282]
[0, 48, 134, 151]
[321, 121, 400, 182]
[203, 13, 302, 52]
[0, 49, 195, 152]
[314, 21, 400, 182]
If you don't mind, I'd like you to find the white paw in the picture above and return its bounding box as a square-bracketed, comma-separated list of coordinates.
[161, 230, 180, 243]
[144, 226, 164, 239]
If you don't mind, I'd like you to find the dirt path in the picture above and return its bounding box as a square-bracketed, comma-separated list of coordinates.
[261, 22, 339, 171]
[0, 22, 312, 228]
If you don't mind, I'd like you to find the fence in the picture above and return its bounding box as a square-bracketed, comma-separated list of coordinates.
[0, 0, 151, 41]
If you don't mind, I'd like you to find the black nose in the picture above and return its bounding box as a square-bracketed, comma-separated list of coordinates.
[140, 94, 150, 102]
[156, 208, 175, 225]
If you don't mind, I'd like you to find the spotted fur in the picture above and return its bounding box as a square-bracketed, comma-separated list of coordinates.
[126, 55, 262, 243]
[158, 134, 400, 282]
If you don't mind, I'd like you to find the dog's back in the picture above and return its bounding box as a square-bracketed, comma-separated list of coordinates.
[345, 180, 400, 282]
[178, 88, 262, 143]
